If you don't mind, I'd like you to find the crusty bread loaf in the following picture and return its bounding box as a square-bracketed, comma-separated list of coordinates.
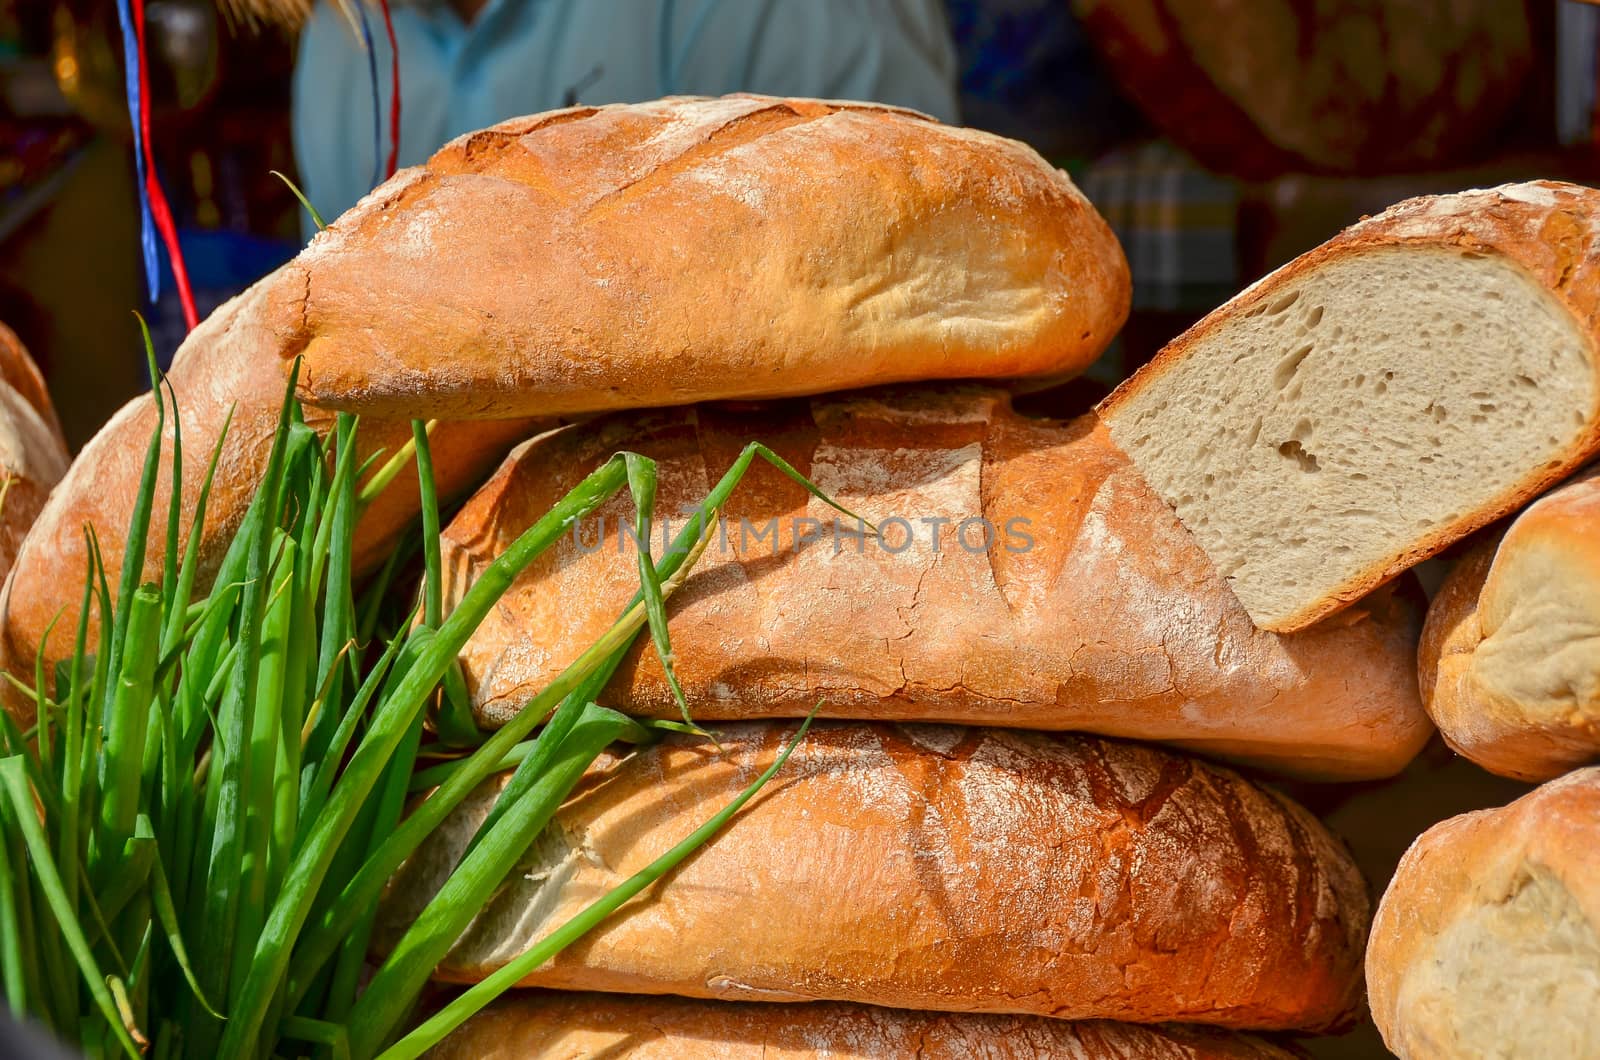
[1072, 0, 1532, 179]
[261, 95, 1130, 420]
[380, 722, 1370, 1031]
[1101, 182, 1600, 633]
[0, 323, 64, 441]
[0, 323, 68, 588]
[0, 274, 536, 719]
[438, 387, 1429, 781]
[1418, 468, 1600, 782]
[431, 992, 1303, 1059]
[1367, 767, 1600, 1059]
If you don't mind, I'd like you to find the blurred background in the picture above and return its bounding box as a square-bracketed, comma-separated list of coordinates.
[0, 3, 1586, 1054]
[4, 0, 1590, 447]
[0, 1, 1587, 433]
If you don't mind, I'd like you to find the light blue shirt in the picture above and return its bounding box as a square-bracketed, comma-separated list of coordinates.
[293, 0, 960, 232]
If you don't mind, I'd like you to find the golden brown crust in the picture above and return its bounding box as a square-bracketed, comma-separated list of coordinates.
[432, 992, 1304, 1059]
[383, 723, 1369, 1032]
[267, 95, 1130, 420]
[440, 387, 1429, 780]
[1366, 768, 1600, 1058]
[1101, 181, 1600, 632]
[1419, 471, 1600, 781]
[1417, 539, 1499, 757]
[0, 326, 68, 592]
[0, 275, 537, 721]
[0, 322, 64, 440]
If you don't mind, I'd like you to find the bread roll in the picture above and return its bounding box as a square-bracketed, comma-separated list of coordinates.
[0, 323, 68, 587]
[262, 95, 1130, 420]
[439, 388, 1429, 781]
[1418, 469, 1600, 781]
[432, 992, 1302, 1059]
[1367, 767, 1600, 1059]
[0, 274, 536, 720]
[1102, 182, 1600, 632]
[381, 722, 1369, 1031]
[1072, 0, 1531, 178]
[0, 323, 64, 440]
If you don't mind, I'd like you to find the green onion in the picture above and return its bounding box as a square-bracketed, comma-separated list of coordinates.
[1, 326, 849, 1057]
[0, 759, 140, 1058]
[377, 709, 818, 1060]
[344, 702, 647, 1056]
[271, 169, 326, 232]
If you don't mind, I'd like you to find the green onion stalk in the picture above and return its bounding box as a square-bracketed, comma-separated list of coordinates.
[0, 317, 859, 1059]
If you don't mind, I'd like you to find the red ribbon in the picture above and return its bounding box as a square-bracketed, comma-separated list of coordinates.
[132, 0, 198, 333]
[379, 0, 401, 180]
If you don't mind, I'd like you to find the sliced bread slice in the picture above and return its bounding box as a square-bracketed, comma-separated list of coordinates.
[1102, 181, 1600, 632]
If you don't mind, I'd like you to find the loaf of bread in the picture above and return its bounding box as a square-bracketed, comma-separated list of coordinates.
[260, 95, 1130, 420]
[432, 992, 1303, 1059]
[438, 387, 1429, 780]
[1367, 767, 1600, 1058]
[1072, 0, 1532, 179]
[380, 722, 1369, 1031]
[1418, 469, 1600, 781]
[0, 275, 536, 718]
[1102, 182, 1600, 632]
[0, 323, 68, 587]
[0, 324, 63, 440]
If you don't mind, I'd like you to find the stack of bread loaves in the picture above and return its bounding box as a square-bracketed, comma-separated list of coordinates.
[7, 99, 1600, 1054]
[353, 111, 1590, 1052]
[404, 167, 1600, 1055]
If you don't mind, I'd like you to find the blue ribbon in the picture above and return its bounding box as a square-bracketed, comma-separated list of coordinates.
[113, 0, 160, 300]
[357, 1, 383, 191]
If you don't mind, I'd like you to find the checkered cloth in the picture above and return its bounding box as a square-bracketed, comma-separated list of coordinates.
[1076, 140, 1240, 314]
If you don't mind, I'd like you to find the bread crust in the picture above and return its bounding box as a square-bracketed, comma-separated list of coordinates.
[1419, 470, 1600, 781]
[439, 387, 1429, 780]
[1101, 181, 1600, 632]
[0, 273, 537, 720]
[1367, 768, 1600, 1058]
[432, 992, 1303, 1059]
[0, 324, 68, 590]
[265, 95, 1130, 420]
[381, 723, 1368, 1031]
[0, 322, 64, 440]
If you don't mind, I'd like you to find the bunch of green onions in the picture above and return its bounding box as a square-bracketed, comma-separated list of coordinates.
[0, 325, 850, 1058]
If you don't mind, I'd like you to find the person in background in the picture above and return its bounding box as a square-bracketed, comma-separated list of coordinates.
[292, 0, 960, 232]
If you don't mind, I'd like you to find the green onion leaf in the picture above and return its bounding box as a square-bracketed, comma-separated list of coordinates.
[0, 760, 141, 1058]
[375, 709, 819, 1060]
